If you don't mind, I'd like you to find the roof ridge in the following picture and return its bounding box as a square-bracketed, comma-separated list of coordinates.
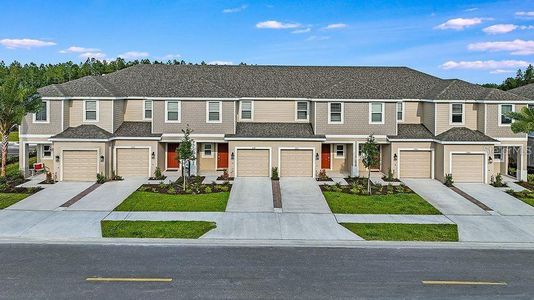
[433, 79, 458, 99]
[91, 76, 121, 96]
[197, 76, 238, 97]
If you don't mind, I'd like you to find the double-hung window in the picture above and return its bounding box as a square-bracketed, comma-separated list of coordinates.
[335, 144, 345, 158]
[370, 102, 384, 124]
[494, 146, 503, 161]
[34, 101, 49, 123]
[396, 102, 403, 121]
[450, 103, 463, 124]
[144, 100, 153, 120]
[240, 101, 252, 120]
[202, 143, 213, 158]
[329, 102, 343, 123]
[499, 104, 513, 126]
[207, 101, 221, 123]
[166, 101, 181, 122]
[296, 101, 309, 120]
[84, 100, 98, 122]
[43, 145, 52, 158]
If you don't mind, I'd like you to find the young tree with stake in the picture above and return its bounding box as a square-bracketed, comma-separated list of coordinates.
[360, 135, 380, 195]
[177, 125, 196, 190]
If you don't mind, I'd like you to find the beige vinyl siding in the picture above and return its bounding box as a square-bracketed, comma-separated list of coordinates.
[236, 149, 270, 177]
[198, 143, 217, 172]
[435, 103, 479, 135]
[435, 143, 445, 182]
[124, 99, 145, 121]
[422, 102, 435, 134]
[63, 100, 70, 130]
[248, 100, 296, 122]
[113, 100, 125, 131]
[382, 144, 391, 174]
[451, 154, 484, 183]
[485, 104, 527, 138]
[69, 100, 114, 132]
[401, 102, 422, 124]
[315, 102, 396, 135]
[20, 100, 63, 135]
[62, 150, 98, 181]
[116, 148, 150, 177]
[280, 149, 313, 177]
[332, 147, 350, 173]
[310, 102, 316, 133]
[152, 100, 234, 134]
[477, 103, 486, 133]
[399, 150, 432, 178]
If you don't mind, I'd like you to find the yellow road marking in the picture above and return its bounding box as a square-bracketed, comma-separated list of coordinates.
[422, 280, 507, 286]
[86, 277, 172, 282]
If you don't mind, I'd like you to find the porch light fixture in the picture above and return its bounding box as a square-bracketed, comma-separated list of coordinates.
[393, 153, 398, 161]
[100, 155, 104, 162]
[315, 153, 320, 161]
[151, 152, 155, 159]
[488, 156, 493, 164]
[231, 152, 235, 160]
[55, 155, 60, 162]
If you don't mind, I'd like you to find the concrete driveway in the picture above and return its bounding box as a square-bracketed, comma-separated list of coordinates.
[280, 177, 331, 213]
[226, 177, 273, 212]
[6, 181, 94, 211]
[402, 179, 488, 215]
[455, 183, 534, 216]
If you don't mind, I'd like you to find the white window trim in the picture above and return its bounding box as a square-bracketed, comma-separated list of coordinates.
[83, 100, 99, 122]
[143, 100, 153, 121]
[369, 102, 385, 124]
[42, 145, 52, 158]
[396, 101, 404, 122]
[206, 101, 222, 123]
[328, 102, 344, 124]
[239, 100, 254, 121]
[335, 144, 345, 158]
[201, 143, 214, 158]
[498, 104, 515, 127]
[449, 103, 464, 125]
[295, 101, 310, 121]
[165, 100, 182, 123]
[493, 146, 503, 162]
[33, 100, 50, 124]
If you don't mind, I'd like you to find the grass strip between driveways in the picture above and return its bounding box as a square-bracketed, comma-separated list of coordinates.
[341, 223, 458, 241]
[0, 193, 30, 209]
[114, 191, 229, 212]
[323, 192, 441, 215]
[101, 220, 216, 239]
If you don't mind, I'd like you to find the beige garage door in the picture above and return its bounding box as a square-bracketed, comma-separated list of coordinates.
[63, 150, 98, 181]
[399, 150, 432, 178]
[451, 154, 484, 183]
[237, 149, 269, 177]
[280, 149, 313, 177]
[116, 148, 150, 177]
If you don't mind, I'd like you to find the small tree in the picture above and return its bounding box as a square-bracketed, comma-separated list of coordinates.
[361, 135, 380, 194]
[177, 125, 196, 190]
[506, 106, 534, 134]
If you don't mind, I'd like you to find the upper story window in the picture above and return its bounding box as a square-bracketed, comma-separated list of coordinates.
[33, 100, 49, 123]
[240, 101, 253, 120]
[207, 101, 222, 123]
[369, 102, 384, 124]
[144, 100, 153, 120]
[296, 101, 309, 121]
[165, 100, 181, 123]
[328, 102, 343, 124]
[450, 103, 463, 124]
[335, 144, 345, 158]
[84, 100, 98, 122]
[396, 102, 403, 121]
[499, 104, 514, 126]
[202, 143, 213, 158]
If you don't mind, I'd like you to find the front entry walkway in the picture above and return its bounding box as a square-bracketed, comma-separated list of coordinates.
[280, 177, 331, 213]
[226, 177, 273, 212]
[455, 183, 534, 216]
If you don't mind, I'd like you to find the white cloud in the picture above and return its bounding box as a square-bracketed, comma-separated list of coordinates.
[291, 28, 311, 34]
[489, 69, 514, 74]
[483, 24, 534, 34]
[60, 46, 101, 53]
[0, 38, 56, 49]
[79, 52, 106, 59]
[464, 8, 478, 12]
[222, 5, 247, 13]
[256, 20, 301, 29]
[208, 60, 233, 65]
[117, 51, 150, 59]
[434, 17, 488, 30]
[440, 59, 530, 70]
[468, 39, 534, 55]
[323, 23, 348, 30]
[516, 11, 534, 17]
[162, 54, 182, 60]
[306, 35, 330, 41]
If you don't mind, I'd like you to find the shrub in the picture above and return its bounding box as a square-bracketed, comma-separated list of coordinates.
[204, 186, 212, 193]
[271, 167, 279, 180]
[528, 174, 534, 184]
[167, 186, 176, 194]
[221, 169, 230, 181]
[317, 169, 329, 181]
[96, 173, 107, 184]
[153, 166, 165, 180]
[494, 173, 505, 187]
[383, 168, 394, 181]
[444, 174, 454, 187]
[386, 184, 394, 194]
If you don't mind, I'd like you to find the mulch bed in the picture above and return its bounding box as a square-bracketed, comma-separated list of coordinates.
[149, 176, 167, 181]
[316, 178, 334, 182]
[216, 176, 234, 181]
[139, 176, 230, 195]
[516, 181, 534, 190]
[381, 177, 401, 182]
[322, 177, 412, 195]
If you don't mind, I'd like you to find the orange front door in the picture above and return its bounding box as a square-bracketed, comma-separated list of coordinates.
[321, 144, 330, 169]
[217, 143, 229, 169]
[167, 143, 180, 169]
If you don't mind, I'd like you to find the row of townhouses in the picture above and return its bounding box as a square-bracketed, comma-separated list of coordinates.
[19, 64, 532, 183]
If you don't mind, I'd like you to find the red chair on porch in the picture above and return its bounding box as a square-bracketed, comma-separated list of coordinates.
[31, 162, 44, 176]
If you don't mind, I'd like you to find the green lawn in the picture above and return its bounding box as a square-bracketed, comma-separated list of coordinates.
[0, 193, 30, 209]
[114, 191, 230, 212]
[323, 192, 441, 215]
[101, 220, 216, 239]
[8, 131, 19, 142]
[341, 223, 458, 241]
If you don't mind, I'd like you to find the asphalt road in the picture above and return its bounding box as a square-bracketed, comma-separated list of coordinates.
[0, 244, 533, 299]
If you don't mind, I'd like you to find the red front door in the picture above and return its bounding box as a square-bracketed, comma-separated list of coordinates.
[167, 143, 180, 169]
[321, 144, 331, 169]
[217, 143, 229, 169]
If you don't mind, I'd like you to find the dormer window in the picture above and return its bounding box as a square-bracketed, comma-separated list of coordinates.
[450, 103, 463, 124]
[84, 100, 98, 122]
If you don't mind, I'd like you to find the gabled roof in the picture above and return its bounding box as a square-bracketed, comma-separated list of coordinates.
[509, 83, 534, 100]
[50, 125, 112, 140]
[388, 124, 434, 140]
[112, 122, 161, 138]
[435, 127, 497, 142]
[37, 64, 530, 101]
[226, 122, 325, 139]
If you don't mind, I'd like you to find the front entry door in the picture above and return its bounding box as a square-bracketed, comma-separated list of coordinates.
[321, 144, 331, 169]
[217, 143, 229, 169]
[167, 143, 180, 169]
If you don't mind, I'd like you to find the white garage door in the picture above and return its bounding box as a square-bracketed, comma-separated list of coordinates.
[399, 150, 432, 178]
[237, 149, 269, 177]
[63, 150, 98, 181]
[116, 148, 150, 177]
[451, 154, 485, 183]
[280, 149, 313, 177]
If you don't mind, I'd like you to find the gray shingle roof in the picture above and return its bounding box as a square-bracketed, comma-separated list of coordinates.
[388, 124, 434, 139]
[112, 122, 161, 138]
[509, 83, 534, 99]
[37, 64, 530, 101]
[226, 122, 325, 139]
[434, 127, 497, 142]
[51, 125, 112, 140]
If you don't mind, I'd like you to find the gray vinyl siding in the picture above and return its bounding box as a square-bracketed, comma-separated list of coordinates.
[315, 102, 396, 136]
[310, 102, 316, 134]
[21, 100, 63, 135]
[485, 103, 526, 138]
[422, 102, 435, 134]
[63, 100, 70, 130]
[477, 103, 486, 133]
[113, 100, 125, 132]
[152, 100, 234, 134]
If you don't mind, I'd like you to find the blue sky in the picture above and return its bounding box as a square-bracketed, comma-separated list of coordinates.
[1, 0, 533, 83]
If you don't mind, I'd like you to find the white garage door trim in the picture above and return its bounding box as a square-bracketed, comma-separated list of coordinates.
[449, 151, 487, 184]
[114, 146, 152, 177]
[235, 147, 272, 177]
[61, 148, 100, 181]
[278, 147, 316, 178]
[397, 148, 434, 179]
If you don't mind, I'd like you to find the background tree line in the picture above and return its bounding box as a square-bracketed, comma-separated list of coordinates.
[482, 65, 534, 91]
